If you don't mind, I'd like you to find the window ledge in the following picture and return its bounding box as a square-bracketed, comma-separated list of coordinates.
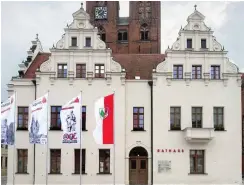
[214, 129, 227, 131]
[188, 173, 208, 175]
[131, 130, 146, 132]
[82, 130, 88, 132]
[15, 172, 29, 174]
[48, 173, 63, 175]
[96, 173, 112, 175]
[168, 129, 182, 131]
[16, 128, 28, 131]
[72, 173, 87, 175]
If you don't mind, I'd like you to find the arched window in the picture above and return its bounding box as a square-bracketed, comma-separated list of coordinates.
[98, 26, 106, 42]
[140, 23, 149, 41]
[118, 30, 128, 41]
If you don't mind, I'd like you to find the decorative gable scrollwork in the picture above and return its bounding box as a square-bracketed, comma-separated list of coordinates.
[212, 36, 222, 51]
[156, 61, 168, 73]
[172, 37, 181, 50]
[96, 35, 106, 49]
[226, 59, 238, 73]
[111, 58, 122, 72]
[56, 35, 65, 49]
[40, 59, 52, 72]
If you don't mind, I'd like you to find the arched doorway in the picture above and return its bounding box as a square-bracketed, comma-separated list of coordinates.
[129, 146, 148, 185]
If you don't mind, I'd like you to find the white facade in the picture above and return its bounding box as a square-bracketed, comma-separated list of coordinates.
[6, 5, 242, 185]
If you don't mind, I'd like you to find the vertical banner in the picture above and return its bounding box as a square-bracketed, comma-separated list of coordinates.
[93, 93, 114, 145]
[29, 93, 48, 144]
[61, 94, 81, 144]
[1, 93, 16, 145]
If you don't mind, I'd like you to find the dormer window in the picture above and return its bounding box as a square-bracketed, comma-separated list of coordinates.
[57, 64, 67, 78]
[71, 37, 77, 47]
[187, 39, 192, 48]
[201, 39, 207, 49]
[211, 65, 220, 79]
[95, 64, 105, 78]
[85, 37, 91, 47]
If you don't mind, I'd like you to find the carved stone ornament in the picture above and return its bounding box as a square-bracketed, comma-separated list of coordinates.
[192, 23, 200, 30]
[212, 37, 222, 51]
[40, 59, 52, 72]
[97, 35, 106, 49]
[111, 58, 122, 72]
[156, 61, 168, 73]
[56, 35, 65, 49]
[226, 59, 238, 73]
[76, 21, 85, 29]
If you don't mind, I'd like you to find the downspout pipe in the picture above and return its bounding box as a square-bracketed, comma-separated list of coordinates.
[148, 81, 153, 185]
[31, 79, 37, 185]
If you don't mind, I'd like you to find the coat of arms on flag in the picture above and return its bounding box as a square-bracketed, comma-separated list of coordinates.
[99, 107, 109, 119]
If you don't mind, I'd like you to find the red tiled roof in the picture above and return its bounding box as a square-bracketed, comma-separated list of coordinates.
[24, 52, 50, 79]
[23, 53, 165, 80]
[112, 54, 165, 79]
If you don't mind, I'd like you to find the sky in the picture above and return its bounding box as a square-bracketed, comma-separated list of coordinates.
[1, 1, 244, 101]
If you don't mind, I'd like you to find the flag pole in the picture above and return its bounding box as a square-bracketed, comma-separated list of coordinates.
[79, 91, 82, 185]
[13, 91, 17, 185]
[46, 90, 49, 185]
[113, 91, 115, 185]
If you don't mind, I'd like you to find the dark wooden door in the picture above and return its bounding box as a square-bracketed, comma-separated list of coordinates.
[129, 157, 148, 185]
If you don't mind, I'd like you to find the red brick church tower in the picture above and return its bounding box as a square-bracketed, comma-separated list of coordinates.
[86, 1, 161, 54]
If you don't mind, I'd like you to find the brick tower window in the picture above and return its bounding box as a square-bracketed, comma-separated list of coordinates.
[118, 30, 128, 41]
[98, 26, 106, 42]
[140, 23, 149, 41]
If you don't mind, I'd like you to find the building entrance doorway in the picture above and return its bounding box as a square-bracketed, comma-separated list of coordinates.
[129, 146, 148, 185]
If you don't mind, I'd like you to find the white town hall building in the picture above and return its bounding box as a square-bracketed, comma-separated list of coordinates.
[5, 3, 242, 185]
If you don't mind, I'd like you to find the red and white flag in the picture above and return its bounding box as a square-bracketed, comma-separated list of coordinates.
[61, 94, 81, 144]
[93, 94, 114, 144]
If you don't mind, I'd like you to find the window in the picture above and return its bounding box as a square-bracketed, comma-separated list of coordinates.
[173, 65, 183, 79]
[71, 37, 77, 47]
[17, 107, 29, 130]
[50, 106, 62, 130]
[118, 30, 128, 41]
[95, 64, 105, 78]
[140, 24, 149, 41]
[170, 107, 181, 130]
[85, 37, 91, 47]
[201, 39, 206, 48]
[76, 64, 86, 78]
[74, 149, 86, 174]
[5, 157, 7, 168]
[1, 157, 3, 168]
[50, 149, 61, 174]
[192, 107, 202, 128]
[82, 106, 87, 131]
[190, 150, 204, 174]
[57, 64, 67, 78]
[187, 39, 192, 48]
[98, 26, 106, 42]
[214, 107, 224, 130]
[99, 149, 110, 173]
[211, 65, 220, 79]
[17, 149, 28, 173]
[133, 107, 144, 131]
[192, 65, 202, 79]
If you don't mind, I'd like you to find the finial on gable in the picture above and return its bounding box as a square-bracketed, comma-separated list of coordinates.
[36, 33, 39, 41]
[80, 2, 84, 10]
[194, 4, 197, 11]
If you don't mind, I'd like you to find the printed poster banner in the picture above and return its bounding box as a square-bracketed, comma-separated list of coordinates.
[1, 93, 16, 145]
[29, 93, 48, 144]
[61, 94, 81, 144]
